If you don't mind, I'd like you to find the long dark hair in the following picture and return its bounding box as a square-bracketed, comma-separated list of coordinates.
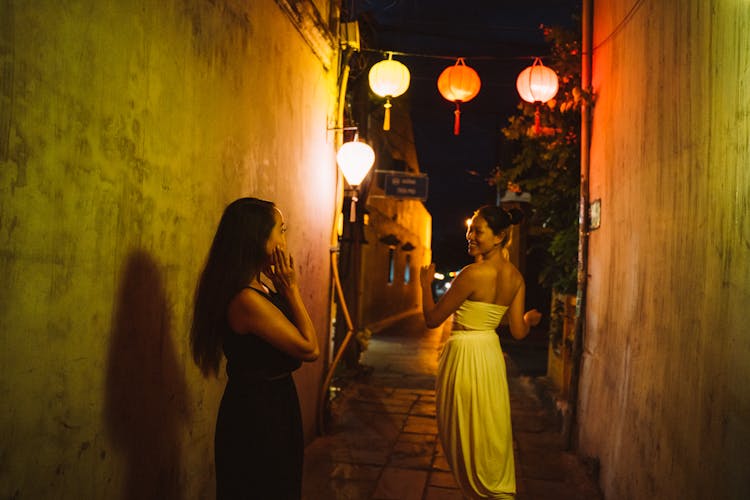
[190, 197, 277, 376]
[474, 205, 524, 248]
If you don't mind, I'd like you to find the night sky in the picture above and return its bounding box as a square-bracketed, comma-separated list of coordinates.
[350, 0, 579, 272]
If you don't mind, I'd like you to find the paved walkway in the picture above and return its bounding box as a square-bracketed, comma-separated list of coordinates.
[302, 313, 603, 499]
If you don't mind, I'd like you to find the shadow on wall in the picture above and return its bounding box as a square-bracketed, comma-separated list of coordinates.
[105, 250, 191, 499]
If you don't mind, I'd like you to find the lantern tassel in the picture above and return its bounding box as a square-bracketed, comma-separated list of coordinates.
[534, 105, 541, 135]
[453, 102, 461, 135]
[383, 98, 392, 131]
[349, 194, 358, 223]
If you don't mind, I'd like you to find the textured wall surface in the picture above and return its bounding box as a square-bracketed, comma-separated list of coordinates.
[579, 1, 750, 498]
[0, 0, 338, 497]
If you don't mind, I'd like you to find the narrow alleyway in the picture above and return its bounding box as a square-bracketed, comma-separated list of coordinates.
[302, 313, 603, 499]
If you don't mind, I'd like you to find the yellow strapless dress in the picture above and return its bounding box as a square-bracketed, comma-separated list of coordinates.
[436, 299, 515, 499]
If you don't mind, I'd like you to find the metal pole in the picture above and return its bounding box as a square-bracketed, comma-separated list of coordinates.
[563, 0, 593, 450]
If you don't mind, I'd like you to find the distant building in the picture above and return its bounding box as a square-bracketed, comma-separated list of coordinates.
[336, 91, 432, 363]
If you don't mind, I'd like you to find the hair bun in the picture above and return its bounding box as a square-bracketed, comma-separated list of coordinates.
[474, 204, 525, 233]
[506, 208, 524, 225]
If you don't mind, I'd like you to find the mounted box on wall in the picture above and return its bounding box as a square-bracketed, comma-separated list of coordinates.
[590, 198, 601, 230]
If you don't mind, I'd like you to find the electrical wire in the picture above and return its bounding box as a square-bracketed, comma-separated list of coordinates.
[359, 46, 545, 63]
[592, 0, 647, 52]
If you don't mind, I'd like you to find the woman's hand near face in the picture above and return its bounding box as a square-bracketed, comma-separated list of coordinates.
[237, 244, 318, 361]
[269, 246, 297, 294]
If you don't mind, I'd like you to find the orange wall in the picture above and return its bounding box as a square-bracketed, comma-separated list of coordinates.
[579, 1, 750, 498]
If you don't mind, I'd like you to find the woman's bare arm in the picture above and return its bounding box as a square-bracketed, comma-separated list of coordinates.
[506, 281, 542, 340]
[228, 247, 319, 361]
[420, 264, 477, 328]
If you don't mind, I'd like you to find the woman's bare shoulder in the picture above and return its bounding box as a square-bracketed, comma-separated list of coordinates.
[231, 287, 263, 306]
[498, 262, 524, 291]
[459, 262, 497, 280]
[458, 263, 500, 299]
[504, 261, 523, 280]
[228, 288, 270, 325]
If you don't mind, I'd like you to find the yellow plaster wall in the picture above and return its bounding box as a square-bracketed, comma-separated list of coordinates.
[0, 0, 338, 497]
[579, 1, 750, 498]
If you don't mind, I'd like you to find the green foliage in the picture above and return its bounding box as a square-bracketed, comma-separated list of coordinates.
[501, 24, 588, 294]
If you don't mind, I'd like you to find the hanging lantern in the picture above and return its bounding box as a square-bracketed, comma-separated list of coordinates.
[368, 53, 410, 131]
[437, 58, 481, 135]
[336, 136, 375, 221]
[516, 57, 559, 134]
[337, 137, 375, 187]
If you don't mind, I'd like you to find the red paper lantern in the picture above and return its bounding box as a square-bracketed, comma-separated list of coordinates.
[516, 57, 559, 134]
[437, 58, 481, 135]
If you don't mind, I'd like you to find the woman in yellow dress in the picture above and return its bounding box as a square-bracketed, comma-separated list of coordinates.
[420, 205, 542, 499]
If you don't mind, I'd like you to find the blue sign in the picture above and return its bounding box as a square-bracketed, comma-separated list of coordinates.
[383, 172, 429, 200]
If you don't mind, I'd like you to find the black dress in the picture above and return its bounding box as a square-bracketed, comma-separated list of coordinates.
[214, 287, 303, 500]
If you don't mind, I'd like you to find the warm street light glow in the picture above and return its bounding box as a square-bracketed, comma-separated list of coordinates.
[337, 137, 375, 223]
[336, 139, 375, 187]
[369, 53, 410, 131]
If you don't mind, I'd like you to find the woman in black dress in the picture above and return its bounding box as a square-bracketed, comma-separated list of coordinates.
[191, 197, 320, 499]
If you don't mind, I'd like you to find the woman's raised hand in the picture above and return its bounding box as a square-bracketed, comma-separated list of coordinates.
[420, 263, 436, 289]
[524, 309, 542, 327]
[270, 246, 297, 293]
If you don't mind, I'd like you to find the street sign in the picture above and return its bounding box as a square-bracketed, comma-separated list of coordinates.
[381, 171, 429, 201]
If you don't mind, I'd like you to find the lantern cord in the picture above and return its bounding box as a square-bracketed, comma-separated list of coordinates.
[349, 194, 358, 222]
[383, 98, 392, 131]
[453, 103, 461, 136]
